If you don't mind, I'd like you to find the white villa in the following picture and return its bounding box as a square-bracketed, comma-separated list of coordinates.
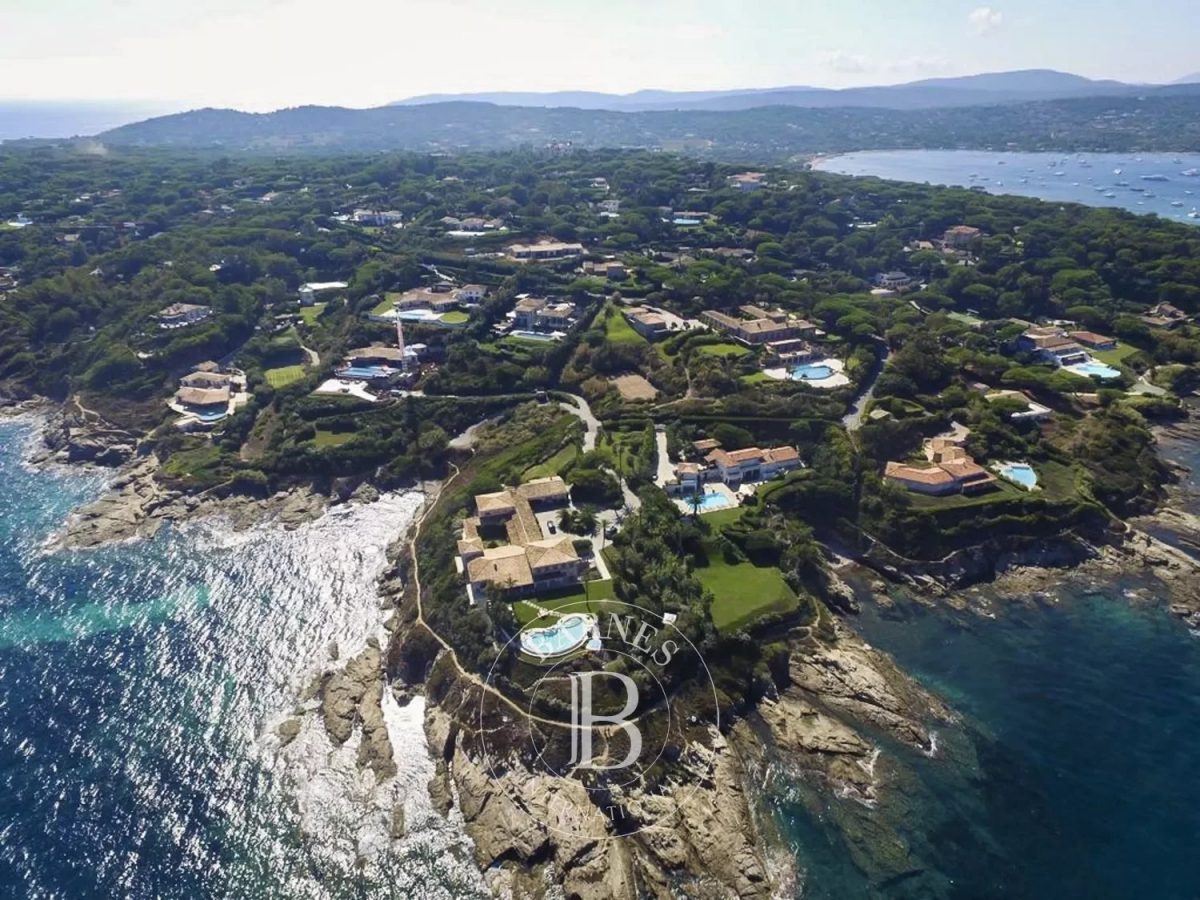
[668, 444, 802, 494]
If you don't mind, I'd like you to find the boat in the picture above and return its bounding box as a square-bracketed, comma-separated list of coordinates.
[1053, 171, 1066, 177]
[1141, 174, 1169, 182]
[1104, 192, 1117, 198]
[1190, 210, 1200, 219]
[1172, 201, 1185, 207]
[1114, 168, 1123, 175]
[1116, 180, 1130, 187]
[1183, 169, 1200, 177]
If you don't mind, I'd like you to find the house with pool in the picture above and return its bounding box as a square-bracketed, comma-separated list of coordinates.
[1017, 326, 1122, 380]
[457, 476, 586, 603]
[336, 345, 423, 381]
[168, 361, 249, 429]
[884, 438, 997, 497]
[664, 442, 803, 510]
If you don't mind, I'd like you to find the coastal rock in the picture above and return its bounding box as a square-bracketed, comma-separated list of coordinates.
[321, 645, 381, 745]
[277, 717, 303, 746]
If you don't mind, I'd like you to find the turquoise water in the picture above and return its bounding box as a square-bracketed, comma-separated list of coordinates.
[1065, 360, 1122, 380]
[790, 363, 835, 381]
[509, 329, 559, 342]
[815, 150, 1200, 225]
[836, 587, 1200, 899]
[684, 488, 734, 512]
[0, 417, 486, 898]
[520, 614, 591, 657]
[339, 365, 393, 379]
[998, 462, 1038, 488]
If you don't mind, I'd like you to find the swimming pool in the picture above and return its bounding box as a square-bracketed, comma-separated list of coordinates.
[1065, 360, 1122, 380]
[682, 488, 735, 512]
[338, 365, 394, 380]
[192, 408, 228, 423]
[998, 462, 1039, 489]
[790, 363, 835, 381]
[520, 614, 593, 658]
[509, 330, 561, 342]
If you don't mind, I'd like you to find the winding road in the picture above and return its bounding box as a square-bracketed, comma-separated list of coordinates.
[842, 341, 891, 433]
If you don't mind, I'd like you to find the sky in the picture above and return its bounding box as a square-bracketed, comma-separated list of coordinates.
[0, 0, 1197, 112]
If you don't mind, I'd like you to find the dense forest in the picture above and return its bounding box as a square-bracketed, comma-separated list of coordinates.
[2, 145, 1198, 568]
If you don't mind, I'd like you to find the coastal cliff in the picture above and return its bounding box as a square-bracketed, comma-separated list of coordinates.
[386, 607, 957, 899]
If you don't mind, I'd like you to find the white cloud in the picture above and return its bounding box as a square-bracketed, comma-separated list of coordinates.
[968, 6, 1004, 36]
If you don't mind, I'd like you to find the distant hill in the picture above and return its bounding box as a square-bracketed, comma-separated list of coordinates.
[393, 70, 1146, 112]
[1175, 72, 1200, 85]
[92, 90, 1200, 159]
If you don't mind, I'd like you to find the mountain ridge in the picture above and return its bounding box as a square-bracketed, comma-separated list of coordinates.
[392, 69, 1152, 112]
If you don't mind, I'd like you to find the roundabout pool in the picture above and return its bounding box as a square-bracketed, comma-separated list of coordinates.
[790, 363, 835, 381]
[520, 613, 594, 659]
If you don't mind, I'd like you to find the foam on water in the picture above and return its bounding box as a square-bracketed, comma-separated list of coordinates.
[0, 418, 484, 897]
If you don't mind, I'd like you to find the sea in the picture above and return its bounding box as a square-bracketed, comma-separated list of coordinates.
[0, 103, 178, 143]
[814, 150, 1200, 226]
[0, 416, 487, 899]
[4, 410, 1200, 898]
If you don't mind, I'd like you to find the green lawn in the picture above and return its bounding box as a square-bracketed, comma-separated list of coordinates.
[695, 543, 799, 633]
[312, 429, 355, 448]
[522, 444, 578, 480]
[1091, 343, 1140, 367]
[697, 342, 750, 358]
[700, 506, 747, 528]
[740, 372, 774, 385]
[512, 580, 617, 626]
[440, 310, 470, 325]
[372, 295, 398, 316]
[264, 365, 306, 388]
[905, 479, 1025, 510]
[603, 308, 648, 346]
[299, 302, 327, 326]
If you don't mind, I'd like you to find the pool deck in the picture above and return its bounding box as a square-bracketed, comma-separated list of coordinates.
[519, 613, 598, 660]
[762, 357, 851, 389]
[314, 379, 379, 402]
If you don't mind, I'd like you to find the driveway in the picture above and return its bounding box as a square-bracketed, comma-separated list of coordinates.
[559, 394, 599, 452]
[654, 428, 674, 487]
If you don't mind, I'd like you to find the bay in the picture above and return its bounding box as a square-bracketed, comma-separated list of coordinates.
[815, 150, 1200, 225]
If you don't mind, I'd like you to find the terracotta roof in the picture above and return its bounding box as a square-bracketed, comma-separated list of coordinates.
[467, 546, 533, 589]
[1069, 331, 1115, 346]
[884, 462, 957, 486]
[763, 446, 800, 464]
[176, 386, 229, 407]
[516, 476, 568, 501]
[692, 438, 721, 452]
[476, 491, 517, 515]
[180, 371, 230, 389]
[525, 537, 579, 570]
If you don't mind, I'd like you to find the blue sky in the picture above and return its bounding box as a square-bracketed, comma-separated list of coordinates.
[0, 0, 1196, 110]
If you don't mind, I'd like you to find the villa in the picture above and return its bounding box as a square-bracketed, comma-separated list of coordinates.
[764, 339, 820, 366]
[986, 390, 1054, 423]
[728, 172, 767, 191]
[391, 284, 462, 312]
[1018, 326, 1091, 367]
[351, 209, 403, 226]
[154, 303, 212, 329]
[702, 309, 796, 345]
[507, 241, 584, 262]
[1140, 303, 1189, 330]
[624, 306, 670, 340]
[874, 271, 917, 293]
[298, 281, 348, 306]
[511, 296, 578, 332]
[943, 225, 983, 249]
[1069, 331, 1118, 351]
[169, 362, 247, 428]
[668, 443, 802, 494]
[582, 259, 627, 280]
[458, 477, 584, 602]
[884, 439, 997, 496]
